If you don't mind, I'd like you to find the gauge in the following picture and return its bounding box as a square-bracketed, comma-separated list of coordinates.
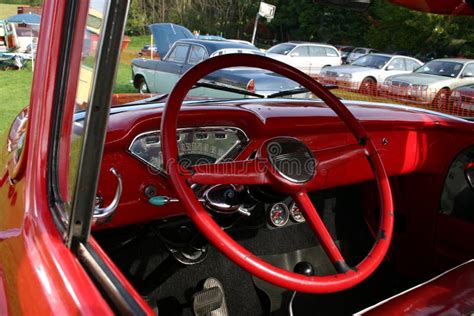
[268, 203, 289, 227]
[289, 202, 306, 223]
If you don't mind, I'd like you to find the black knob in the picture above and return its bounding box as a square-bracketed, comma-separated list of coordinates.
[293, 261, 314, 276]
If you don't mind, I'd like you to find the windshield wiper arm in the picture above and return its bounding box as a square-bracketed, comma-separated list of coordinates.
[193, 81, 265, 98]
[267, 87, 309, 98]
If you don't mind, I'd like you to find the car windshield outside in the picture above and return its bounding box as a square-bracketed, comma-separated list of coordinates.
[267, 43, 296, 55]
[351, 54, 391, 69]
[415, 60, 464, 77]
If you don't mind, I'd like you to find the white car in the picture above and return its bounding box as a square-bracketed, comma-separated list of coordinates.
[346, 47, 378, 64]
[265, 42, 342, 76]
[382, 58, 474, 107]
[320, 53, 423, 94]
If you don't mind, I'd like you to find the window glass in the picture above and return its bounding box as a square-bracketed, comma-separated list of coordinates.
[188, 45, 207, 64]
[415, 60, 464, 77]
[64, 0, 109, 214]
[462, 64, 474, 77]
[292, 46, 309, 57]
[166, 44, 189, 63]
[324, 47, 338, 57]
[353, 48, 365, 54]
[267, 43, 296, 55]
[405, 59, 421, 71]
[387, 58, 405, 70]
[308, 46, 326, 57]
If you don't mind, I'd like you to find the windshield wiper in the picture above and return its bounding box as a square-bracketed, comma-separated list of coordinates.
[193, 81, 265, 98]
[267, 87, 309, 98]
[124, 81, 265, 106]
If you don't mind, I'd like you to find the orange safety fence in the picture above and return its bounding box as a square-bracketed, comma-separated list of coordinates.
[313, 75, 474, 118]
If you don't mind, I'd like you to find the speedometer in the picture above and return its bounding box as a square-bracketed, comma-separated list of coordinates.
[129, 127, 248, 173]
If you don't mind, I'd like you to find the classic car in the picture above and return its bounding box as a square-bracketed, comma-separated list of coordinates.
[265, 42, 342, 76]
[319, 53, 423, 94]
[131, 24, 302, 97]
[1, 0, 474, 316]
[381, 58, 474, 108]
[450, 84, 474, 114]
[345, 47, 378, 64]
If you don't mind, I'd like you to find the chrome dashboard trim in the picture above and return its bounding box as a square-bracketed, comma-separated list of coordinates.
[128, 126, 249, 175]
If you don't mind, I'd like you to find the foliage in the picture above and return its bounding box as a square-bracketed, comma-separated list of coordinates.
[124, 0, 474, 58]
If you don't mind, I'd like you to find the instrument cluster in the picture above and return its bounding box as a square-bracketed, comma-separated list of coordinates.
[129, 126, 248, 174]
[266, 198, 306, 229]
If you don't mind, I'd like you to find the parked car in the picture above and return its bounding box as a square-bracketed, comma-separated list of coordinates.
[382, 58, 474, 107]
[335, 45, 354, 64]
[138, 44, 158, 58]
[2, 1, 474, 315]
[265, 41, 342, 76]
[450, 84, 474, 113]
[132, 24, 302, 97]
[319, 53, 423, 94]
[345, 47, 378, 64]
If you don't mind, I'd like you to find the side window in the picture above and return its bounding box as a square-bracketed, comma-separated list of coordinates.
[462, 64, 474, 77]
[166, 44, 189, 63]
[188, 45, 207, 65]
[292, 46, 309, 57]
[60, 0, 111, 214]
[353, 48, 365, 54]
[387, 58, 405, 70]
[308, 46, 326, 57]
[324, 47, 338, 57]
[406, 59, 421, 71]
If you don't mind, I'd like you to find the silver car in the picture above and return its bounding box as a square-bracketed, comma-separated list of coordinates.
[382, 58, 474, 107]
[319, 54, 423, 94]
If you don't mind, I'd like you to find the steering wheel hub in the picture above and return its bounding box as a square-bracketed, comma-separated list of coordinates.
[262, 137, 316, 184]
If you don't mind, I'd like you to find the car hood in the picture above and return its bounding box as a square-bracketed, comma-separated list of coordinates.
[265, 53, 289, 61]
[388, 73, 453, 86]
[324, 65, 379, 75]
[149, 23, 194, 58]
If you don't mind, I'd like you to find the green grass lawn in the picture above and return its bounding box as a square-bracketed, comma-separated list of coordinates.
[0, 4, 19, 20]
[0, 64, 32, 133]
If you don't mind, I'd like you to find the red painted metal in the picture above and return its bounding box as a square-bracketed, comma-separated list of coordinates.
[389, 0, 474, 15]
[358, 260, 474, 315]
[0, 0, 153, 314]
[293, 191, 345, 264]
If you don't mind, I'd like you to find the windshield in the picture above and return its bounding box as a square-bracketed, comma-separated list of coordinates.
[352, 55, 391, 68]
[267, 43, 296, 55]
[114, 4, 474, 117]
[415, 60, 464, 77]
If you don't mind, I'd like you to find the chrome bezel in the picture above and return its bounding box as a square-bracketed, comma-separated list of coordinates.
[268, 202, 290, 227]
[289, 201, 306, 223]
[128, 126, 249, 176]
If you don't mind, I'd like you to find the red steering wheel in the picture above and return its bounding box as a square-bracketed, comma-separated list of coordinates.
[161, 54, 393, 293]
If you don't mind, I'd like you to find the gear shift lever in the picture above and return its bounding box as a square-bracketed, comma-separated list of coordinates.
[288, 262, 314, 316]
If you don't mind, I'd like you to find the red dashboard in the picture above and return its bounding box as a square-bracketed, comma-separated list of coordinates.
[92, 99, 474, 229]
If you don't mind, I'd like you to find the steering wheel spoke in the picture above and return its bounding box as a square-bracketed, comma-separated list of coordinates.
[292, 191, 350, 273]
[188, 159, 270, 185]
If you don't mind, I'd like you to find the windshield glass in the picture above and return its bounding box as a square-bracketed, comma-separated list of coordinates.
[93, 1, 474, 118]
[415, 60, 464, 77]
[352, 55, 391, 68]
[267, 43, 296, 55]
